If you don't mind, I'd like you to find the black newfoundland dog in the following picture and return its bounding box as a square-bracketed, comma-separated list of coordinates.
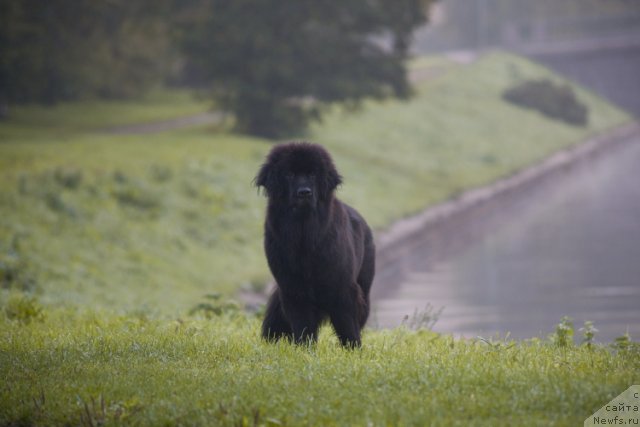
[255, 142, 375, 348]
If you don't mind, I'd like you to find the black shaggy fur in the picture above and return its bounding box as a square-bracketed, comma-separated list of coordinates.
[255, 142, 375, 348]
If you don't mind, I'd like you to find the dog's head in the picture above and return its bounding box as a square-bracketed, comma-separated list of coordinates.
[254, 142, 342, 213]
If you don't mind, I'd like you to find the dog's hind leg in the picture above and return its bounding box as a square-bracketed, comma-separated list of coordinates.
[356, 233, 375, 328]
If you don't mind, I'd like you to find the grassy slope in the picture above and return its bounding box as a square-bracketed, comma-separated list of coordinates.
[1, 129, 269, 314]
[312, 51, 630, 226]
[1, 307, 638, 426]
[0, 52, 631, 316]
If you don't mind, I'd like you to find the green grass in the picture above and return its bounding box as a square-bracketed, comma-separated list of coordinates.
[0, 52, 631, 316]
[1, 303, 638, 426]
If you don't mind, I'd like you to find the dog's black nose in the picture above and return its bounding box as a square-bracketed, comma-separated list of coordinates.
[296, 187, 312, 198]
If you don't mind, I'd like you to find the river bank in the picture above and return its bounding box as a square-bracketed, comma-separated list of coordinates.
[375, 122, 640, 270]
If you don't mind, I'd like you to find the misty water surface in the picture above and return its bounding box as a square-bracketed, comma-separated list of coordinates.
[372, 137, 640, 342]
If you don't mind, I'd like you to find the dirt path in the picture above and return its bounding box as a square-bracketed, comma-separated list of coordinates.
[102, 111, 225, 135]
[408, 51, 479, 83]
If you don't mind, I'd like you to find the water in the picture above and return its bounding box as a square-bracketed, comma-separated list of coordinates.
[372, 137, 640, 341]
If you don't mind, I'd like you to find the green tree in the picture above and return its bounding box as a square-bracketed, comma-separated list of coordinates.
[179, 0, 432, 138]
[0, 0, 175, 117]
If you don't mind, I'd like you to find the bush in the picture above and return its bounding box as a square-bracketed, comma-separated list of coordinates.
[0, 250, 37, 292]
[502, 79, 588, 126]
[3, 294, 44, 323]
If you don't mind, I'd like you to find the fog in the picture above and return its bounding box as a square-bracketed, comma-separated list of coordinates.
[414, 0, 640, 116]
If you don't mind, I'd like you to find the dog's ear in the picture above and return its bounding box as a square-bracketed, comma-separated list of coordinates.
[322, 163, 342, 197]
[327, 166, 342, 191]
[254, 161, 271, 193]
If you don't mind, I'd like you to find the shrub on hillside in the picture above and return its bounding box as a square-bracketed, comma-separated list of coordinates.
[502, 79, 588, 126]
[3, 294, 44, 323]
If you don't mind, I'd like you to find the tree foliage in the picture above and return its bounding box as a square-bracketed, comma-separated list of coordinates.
[179, 0, 432, 137]
[0, 0, 175, 114]
[2, 0, 432, 135]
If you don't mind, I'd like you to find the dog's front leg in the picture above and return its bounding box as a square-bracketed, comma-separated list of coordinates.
[281, 294, 322, 345]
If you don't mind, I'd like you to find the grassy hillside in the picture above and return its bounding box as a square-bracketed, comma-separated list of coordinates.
[0, 52, 632, 316]
[1, 304, 638, 426]
[312, 51, 630, 225]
